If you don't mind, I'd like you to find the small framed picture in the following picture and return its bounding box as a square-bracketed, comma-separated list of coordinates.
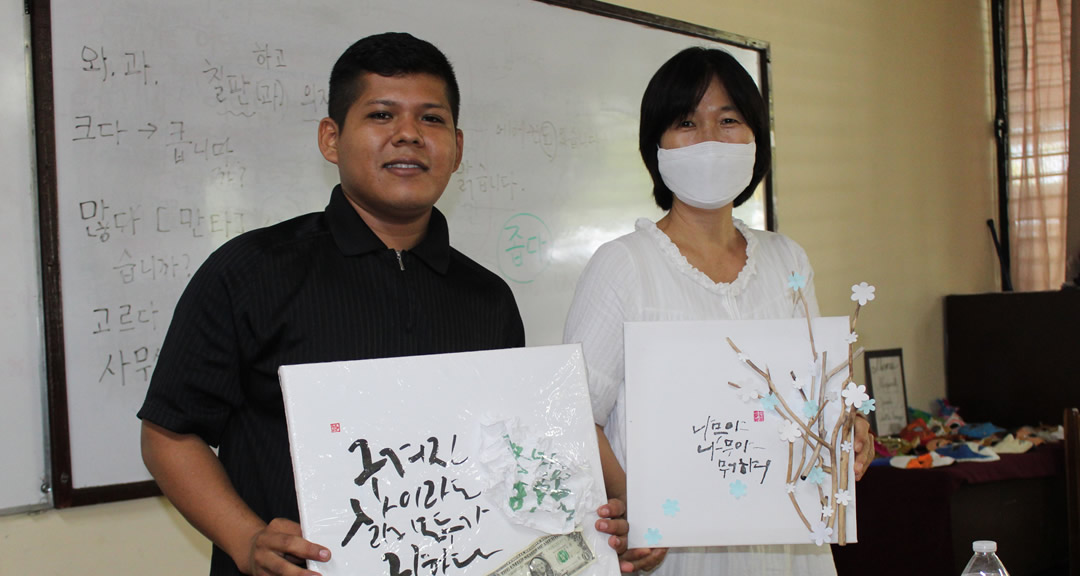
[864, 349, 908, 436]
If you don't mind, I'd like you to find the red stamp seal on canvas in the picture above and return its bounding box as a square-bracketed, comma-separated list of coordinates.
[330, 423, 341, 433]
[753, 411, 764, 422]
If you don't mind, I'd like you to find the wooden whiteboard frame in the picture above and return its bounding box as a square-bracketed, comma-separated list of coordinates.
[31, 0, 774, 508]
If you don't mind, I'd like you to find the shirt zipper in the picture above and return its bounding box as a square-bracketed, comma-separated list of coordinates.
[394, 249, 405, 271]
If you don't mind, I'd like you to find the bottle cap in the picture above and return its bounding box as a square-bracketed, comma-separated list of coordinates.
[973, 540, 997, 553]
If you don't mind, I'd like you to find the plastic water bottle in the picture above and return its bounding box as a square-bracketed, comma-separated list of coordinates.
[960, 540, 1009, 576]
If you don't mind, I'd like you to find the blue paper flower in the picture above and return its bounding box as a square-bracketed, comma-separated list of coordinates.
[807, 466, 827, 485]
[662, 499, 680, 517]
[730, 479, 748, 499]
[644, 528, 663, 546]
[788, 272, 807, 291]
[802, 400, 820, 420]
[760, 393, 780, 412]
[859, 398, 876, 415]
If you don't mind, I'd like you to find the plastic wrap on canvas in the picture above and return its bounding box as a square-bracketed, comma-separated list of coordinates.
[278, 344, 617, 576]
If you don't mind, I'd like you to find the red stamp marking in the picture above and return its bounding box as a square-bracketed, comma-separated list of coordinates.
[330, 423, 341, 433]
[753, 411, 765, 422]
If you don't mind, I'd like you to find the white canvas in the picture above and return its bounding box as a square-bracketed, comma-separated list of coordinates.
[279, 344, 619, 576]
[624, 318, 859, 549]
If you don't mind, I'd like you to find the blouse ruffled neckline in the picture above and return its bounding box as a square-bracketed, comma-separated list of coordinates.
[635, 217, 759, 295]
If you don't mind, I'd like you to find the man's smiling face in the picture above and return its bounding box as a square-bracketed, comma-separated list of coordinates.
[319, 72, 463, 224]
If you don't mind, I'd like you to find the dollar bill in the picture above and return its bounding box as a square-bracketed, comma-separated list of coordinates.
[486, 531, 596, 576]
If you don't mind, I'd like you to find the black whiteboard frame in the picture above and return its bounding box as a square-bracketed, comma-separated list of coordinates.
[30, 0, 774, 508]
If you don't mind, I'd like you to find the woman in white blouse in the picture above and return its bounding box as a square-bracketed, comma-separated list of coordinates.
[566, 47, 873, 575]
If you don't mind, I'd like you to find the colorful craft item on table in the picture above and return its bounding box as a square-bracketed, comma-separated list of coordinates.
[874, 436, 917, 458]
[942, 411, 966, 433]
[889, 452, 954, 469]
[991, 434, 1033, 454]
[908, 407, 934, 423]
[933, 441, 1000, 462]
[923, 437, 953, 451]
[898, 418, 937, 446]
[957, 422, 1006, 439]
[1016, 425, 1049, 446]
[906, 454, 934, 469]
[933, 398, 959, 418]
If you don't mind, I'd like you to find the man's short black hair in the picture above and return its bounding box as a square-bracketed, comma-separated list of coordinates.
[328, 32, 460, 128]
[639, 47, 770, 211]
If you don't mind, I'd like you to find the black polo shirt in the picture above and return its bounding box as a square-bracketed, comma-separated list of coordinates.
[138, 185, 525, 576]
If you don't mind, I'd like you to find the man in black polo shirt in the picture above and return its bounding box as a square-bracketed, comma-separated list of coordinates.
[138, 33, 524, 576]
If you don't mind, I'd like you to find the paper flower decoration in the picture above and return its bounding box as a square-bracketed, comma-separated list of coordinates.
[842, 382, 869, 409]
[760, 393, 780, 412]
[859, 398, 876, 415]
[810, 520, 834, 546]
[835, 490, 852, 507]
[662, 499, 680, 517]
[779, 420, 802, 443]
[851, 282, 876, 305]
[791, 373, 806, 391]
[737, 352, 749, 363]
[807, 466, 827, 485]
[644, 528, 663, 546]
[843, 331, 858, 344]
[788, 271, 807, 291]
[730, 480, 748, 500]
[841, 440, 853, 454]
[820, 503, 834, 519]
[736, 386, 761, 403]
[786, 482, 797, 494]
[802, 400, 820, 420]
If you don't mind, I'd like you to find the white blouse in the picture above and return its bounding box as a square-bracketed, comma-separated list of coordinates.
[564, 218, 836, 576]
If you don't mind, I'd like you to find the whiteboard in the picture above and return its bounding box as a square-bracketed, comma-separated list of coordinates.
[1, 0, 49, 514]
[37, 0, 770, 504]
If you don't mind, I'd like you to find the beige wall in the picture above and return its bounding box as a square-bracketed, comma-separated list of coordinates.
[0, 1, 996, 574]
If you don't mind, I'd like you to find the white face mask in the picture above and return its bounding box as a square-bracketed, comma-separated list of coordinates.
[656, 140, 756, 210]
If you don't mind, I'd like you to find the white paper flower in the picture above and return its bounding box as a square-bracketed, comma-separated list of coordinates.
[820, 503, 834, 519]
[843, 332, 858, 344]
[737, 352, 749, 363]
[851, 282, 876, 305]
[842, 382, 869, 409]
[835, 490, 852, 507]
[791, 373, 806, 391]
[810, 520, 834, 546]
[841, 440, 854, 454]
[786, 482, 797, 494]
[736, 386, 761, 403]
[778, 420, 803, 443]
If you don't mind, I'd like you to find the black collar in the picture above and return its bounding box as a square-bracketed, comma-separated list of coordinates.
[325, 185, 451, 274]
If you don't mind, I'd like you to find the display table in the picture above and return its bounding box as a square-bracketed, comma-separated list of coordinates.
[832, 443, 1067, 576]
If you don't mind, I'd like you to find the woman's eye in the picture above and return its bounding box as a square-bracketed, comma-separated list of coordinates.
[369, 111, 391, 120]
[423, 115, 445, 124]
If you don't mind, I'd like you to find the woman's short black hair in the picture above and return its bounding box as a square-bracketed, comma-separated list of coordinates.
[639, 47, 770, 210]
[328, 32, 460, 129]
